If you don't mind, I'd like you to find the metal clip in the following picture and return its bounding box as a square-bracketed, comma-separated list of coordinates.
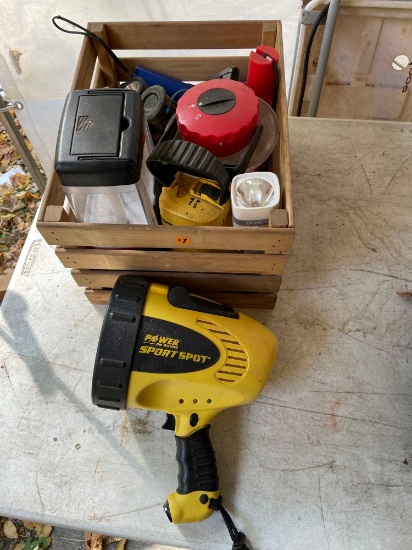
[0, 100, 24, 113]
[301, 9, 327, 25]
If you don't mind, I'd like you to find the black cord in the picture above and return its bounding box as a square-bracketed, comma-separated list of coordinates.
[210, 496, 252, 550]
[272, 60, 280, 111]
[259, 52, 280, 110]
[296, 2, 330, 116]
[52, 15, 133, 79]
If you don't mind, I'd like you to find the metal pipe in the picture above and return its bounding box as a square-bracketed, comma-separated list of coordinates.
[0, 95, 46, 193]
[0, 100, 24, 113]
[307, 0, 341, 117]
[288, 23, 310, 116]
[305, 0, 326, 10]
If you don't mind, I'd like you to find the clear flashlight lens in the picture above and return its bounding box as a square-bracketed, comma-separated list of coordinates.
[236, 178, 274, 208]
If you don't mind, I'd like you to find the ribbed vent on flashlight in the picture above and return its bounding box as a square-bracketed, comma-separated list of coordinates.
[196, 318, 249, 384]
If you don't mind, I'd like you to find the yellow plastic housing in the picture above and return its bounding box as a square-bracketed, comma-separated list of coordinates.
[126, 282, 277, 437]
[167, 490, 220, 524]
[159, 172, 231, 226]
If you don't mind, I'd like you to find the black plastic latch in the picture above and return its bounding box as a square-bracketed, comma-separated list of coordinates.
[168, 287, 238, 319]
[199, 183, 220, 202]
[206, 66, 240, 81]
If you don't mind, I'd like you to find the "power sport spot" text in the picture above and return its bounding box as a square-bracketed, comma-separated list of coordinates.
[139, 345, 210, 363]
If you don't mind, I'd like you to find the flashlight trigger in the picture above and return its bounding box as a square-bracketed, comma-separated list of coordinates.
[162, 413, 176, 431]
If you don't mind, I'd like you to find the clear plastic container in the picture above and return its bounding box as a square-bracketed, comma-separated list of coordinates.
[61, 114, 156, 224]
[64, 183, 145, 224]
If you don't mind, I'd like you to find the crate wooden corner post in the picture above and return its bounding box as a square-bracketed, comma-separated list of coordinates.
[36, 20, 295, 310]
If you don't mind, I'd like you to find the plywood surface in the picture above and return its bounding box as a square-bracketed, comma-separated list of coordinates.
[1, 118, 412, 550]
[289, 7, 412, 121]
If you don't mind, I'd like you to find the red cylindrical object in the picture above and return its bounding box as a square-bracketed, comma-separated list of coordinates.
[176, 79, 259, 157]
[246, 46, 279, 106]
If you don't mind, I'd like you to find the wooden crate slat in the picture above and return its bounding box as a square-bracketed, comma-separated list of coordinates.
[72, 34, 96, 90]
[71, 270, 282, 294]
[92, 64, 106, 88]
[274, 23, 294, 228]
[37, 173, 66, 222]
[57, 248, 286, 275]
[85, 288, 277, 309]
[91, 23, 119, 87]
[118, 56, 250, 82]
[93, 21, 270, 51]
[43, 206, 76, 223]
[37, 221, 294, 253]
[262, 22, 277, 48]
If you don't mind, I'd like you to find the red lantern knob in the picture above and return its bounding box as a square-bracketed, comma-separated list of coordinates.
[176, 79, 259, 157]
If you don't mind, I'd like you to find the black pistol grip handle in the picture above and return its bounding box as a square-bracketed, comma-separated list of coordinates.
[164, 426, 219, 524]
[176, 425, 219, 494]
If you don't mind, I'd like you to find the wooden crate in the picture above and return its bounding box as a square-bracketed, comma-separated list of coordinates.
[37, 20, 294, 309]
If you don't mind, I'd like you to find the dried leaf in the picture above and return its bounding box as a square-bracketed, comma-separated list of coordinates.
[0, 120, 41, 274]
[91, 533, 104, 550]
[34, 524, 52, 538]
[23, 521, 37, 530]
[17, 222, 30, 232]
[26, 192, 40, 200]
[4, 520, 19, 539]
[116, 538, 127, 550]
[0, 194, 24, 212]
[40, 525, 53, 538]
[0, 183, 14, 196]
[14, 542, 25, 550]
[11, 173, 31, 188]
[0, 158, 10, 171]
[84, 533, 113, 550]
[0, 144, 14, 155]
[105, 537, 122, 544]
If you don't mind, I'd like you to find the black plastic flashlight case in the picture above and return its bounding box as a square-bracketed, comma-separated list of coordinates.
[55, 89, 143, 188]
